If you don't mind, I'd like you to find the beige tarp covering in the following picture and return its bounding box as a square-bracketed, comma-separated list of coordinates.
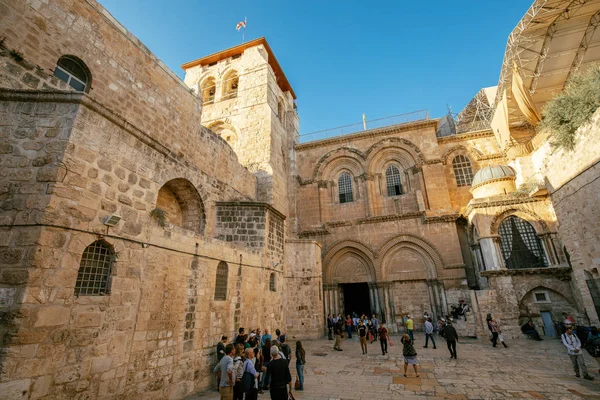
[511, 62, 542, 125]
[490, 90, 511, 147]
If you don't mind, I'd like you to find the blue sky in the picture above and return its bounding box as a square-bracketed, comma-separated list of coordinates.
[98, 0, 531, 135]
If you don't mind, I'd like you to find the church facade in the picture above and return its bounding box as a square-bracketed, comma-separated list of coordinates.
[1, 0, 599, 399]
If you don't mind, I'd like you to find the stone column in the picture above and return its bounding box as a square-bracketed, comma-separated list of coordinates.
[438, 281, 448, 316]
[479, 236, 502, 270]
[323, 285, 330, 317]
[372, 284, 381, 316]
[382, 283, 394, 332]
[427, 280, 437, 321]
[333, 286, 339, 315]
[368, 284, 375, 313]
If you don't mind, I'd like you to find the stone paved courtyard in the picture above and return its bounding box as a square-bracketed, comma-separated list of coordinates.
[188, 333, 600, 400]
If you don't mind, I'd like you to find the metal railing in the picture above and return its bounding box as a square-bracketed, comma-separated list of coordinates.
[299, 109, 430, 143]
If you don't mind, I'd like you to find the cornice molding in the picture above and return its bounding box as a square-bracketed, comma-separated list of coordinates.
[481, 266, 572, 278]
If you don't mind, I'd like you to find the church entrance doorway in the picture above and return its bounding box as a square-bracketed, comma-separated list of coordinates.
[343, 282, 371, 317]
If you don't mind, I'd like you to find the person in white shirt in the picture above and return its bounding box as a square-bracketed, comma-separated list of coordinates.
[561, 325, 594, 380]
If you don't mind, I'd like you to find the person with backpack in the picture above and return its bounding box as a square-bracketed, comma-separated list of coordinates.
[401, 334, 419, 377]
[562, 325, 594, 380]
[280, 335, 292, 366]
[232, 344, 245, 400]
[241, 348, 259, 400]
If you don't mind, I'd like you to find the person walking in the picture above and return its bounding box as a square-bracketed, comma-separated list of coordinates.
[401, 334, 420, 377]
[371, 314, 379, 341]
[358, 320, 368, 354]
[260, 338, 272, 390]
[214, 343, 235, 400]
[327, 314, 334, 340]
[405, 315, 414, 342]
[265, 346, 293, 400]
[488, 319, 508, 348]
[443, 320, 458, 359]
[333, 318, 344, 351]
[378, 323, 389, 355]
[295, 341, 306, 391]
[423, 317, 437, 349]
[562, 325, 594, 380]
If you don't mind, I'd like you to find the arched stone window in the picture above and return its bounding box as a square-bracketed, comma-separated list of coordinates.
[385, 165, 403, 196]
[200, 77, 216, 104]
[269, 272, 276, 292]
[75, 240, 114, 296]
[156, 178, 206, 234]
[54, 55, 91, 92]
[214, 261, 228, 300]
[222, 70, 239, 99]
[208, 121, 238, 148]
[338, 172, 353, 203]
[452, 155, 474, 187]
[498, 216, 548, 269]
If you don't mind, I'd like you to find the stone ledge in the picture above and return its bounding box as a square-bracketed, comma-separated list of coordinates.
[215, 201, 286, 220]
[481, 266, 572, 278]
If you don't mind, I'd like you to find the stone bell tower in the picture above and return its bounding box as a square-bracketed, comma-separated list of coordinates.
[182, 37, 299, 219]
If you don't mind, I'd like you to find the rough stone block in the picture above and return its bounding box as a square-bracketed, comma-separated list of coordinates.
[34, 306, 70, 327]
[0, 379, 31, 399]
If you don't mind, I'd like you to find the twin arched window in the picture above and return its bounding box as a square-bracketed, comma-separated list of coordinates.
[201, 71, 239, 104]
[498, 216, 548, 269]
[54, 55, 91, 92]
[338, 172, 353, 203]
[214, 262, 228, 300]
[75, 240, 114, 296]
[452, 155, 474, 187]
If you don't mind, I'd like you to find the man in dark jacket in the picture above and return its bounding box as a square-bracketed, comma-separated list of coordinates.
[327, 314, 334, 340]
[443, 321, 459, 359]
[521, 320, 543, 341]
[265, 346, 292, 400]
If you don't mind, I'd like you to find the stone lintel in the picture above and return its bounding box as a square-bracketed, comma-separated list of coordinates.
[481, 266, 572, 278]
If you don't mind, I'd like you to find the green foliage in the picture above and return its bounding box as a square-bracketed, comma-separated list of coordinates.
[9, 48, 23, 62]
[538, 65, 600, 151]
[150, 208, 167, 227]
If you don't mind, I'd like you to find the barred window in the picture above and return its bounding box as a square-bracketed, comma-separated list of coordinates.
[499, 216, 548, 269]
[338, 172, 353, 203]
[214, 261, 228, 301]
[75, 240, 114, 296]
[385, 165, 403, 196]
[452, 155, 474, 187]
[54, 55, 91, 92]
[269, 273, 276, 292]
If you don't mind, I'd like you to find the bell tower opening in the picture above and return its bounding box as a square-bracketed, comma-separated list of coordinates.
[342, 282, 371, 317]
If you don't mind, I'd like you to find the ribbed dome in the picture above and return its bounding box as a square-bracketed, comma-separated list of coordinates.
[471, 164, 516, 188]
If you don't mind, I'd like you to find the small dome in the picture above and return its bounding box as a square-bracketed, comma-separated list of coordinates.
[471, 164, 515, 188]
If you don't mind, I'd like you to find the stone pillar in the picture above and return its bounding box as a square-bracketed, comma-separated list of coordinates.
[333, 286, 340, 315]
[438, 281, 448, 316]
[368, 285, 375, 313]
[372, 283, 381, 316]
[323, 285, 330, 317]
[382, 283, 394, 332]
[480, 237, 502, 270]
[427, 280, 437, 321]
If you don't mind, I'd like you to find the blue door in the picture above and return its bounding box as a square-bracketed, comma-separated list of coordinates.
[541, 311, 555, 337]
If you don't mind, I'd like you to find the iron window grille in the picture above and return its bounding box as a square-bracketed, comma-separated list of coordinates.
[385, 165, 403, 196]
[498, 216, 548, 269]
[452, 155, 474, 187]
[269, 273, 276, 292]
[214, 262, 228, 301]
[74, 240, 114, 296]
[338, 172, 353, 203]
[54, 56, 89, 92]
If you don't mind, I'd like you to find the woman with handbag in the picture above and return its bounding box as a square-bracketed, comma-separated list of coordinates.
[295, 341, 306, 391]
[242, 348, 259, 400]
[401, 334, 420, 377]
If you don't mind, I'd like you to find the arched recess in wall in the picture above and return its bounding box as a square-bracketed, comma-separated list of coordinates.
[518, 286, 578, 323]
[312, 147, 366, 182]
[490, 209, 550, 237]
[207, 121, 239, 150]
[365, 138, 425, 166]
[156, 178, 206, 234]
[441, 145, 483, 166]
[366, 146, 418, 176]
[200, 76, 216, 104]
[322, 240, 377, 284]
[222, 69, 239, 99]
[377, 234, 444, 281]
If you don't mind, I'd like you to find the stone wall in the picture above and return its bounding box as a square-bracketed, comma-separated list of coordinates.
[529, 108, 600, 324]
[284, 240, 324, 339]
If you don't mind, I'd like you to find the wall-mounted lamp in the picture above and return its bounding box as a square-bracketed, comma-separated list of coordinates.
[103, 214, 122, 226]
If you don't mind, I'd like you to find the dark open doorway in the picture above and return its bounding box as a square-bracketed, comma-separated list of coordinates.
[343, 282, 371, 317]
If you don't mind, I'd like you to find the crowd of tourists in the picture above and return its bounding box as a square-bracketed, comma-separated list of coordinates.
[214, 327, 304, 400]
[214, 309, 600, 399]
